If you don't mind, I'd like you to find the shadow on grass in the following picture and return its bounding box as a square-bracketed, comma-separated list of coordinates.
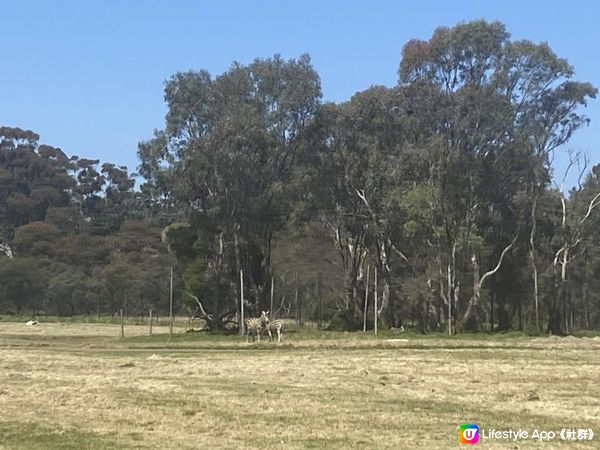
[0, 421, 128, 450]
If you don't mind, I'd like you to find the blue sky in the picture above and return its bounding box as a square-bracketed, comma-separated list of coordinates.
[1, 0, 599, 187]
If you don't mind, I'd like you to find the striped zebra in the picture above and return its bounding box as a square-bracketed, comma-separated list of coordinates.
[265, 318, 284, 342]
[245, 310, 269, 343]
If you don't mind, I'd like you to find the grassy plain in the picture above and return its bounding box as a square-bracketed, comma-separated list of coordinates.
[0, 321, 599, 449]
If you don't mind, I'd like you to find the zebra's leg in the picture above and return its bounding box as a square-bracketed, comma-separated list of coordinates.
[277, 329, 281, 343]
[257, 329, 260, 342]
[268, 329, 273, 342]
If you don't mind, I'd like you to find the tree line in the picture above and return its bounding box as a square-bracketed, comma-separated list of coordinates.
[0, 126, 174, 317]
[1, 20, 599, 334]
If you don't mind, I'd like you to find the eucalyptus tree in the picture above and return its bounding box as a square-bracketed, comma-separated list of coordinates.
[0, 127, 74, 237]
[0, 124, 168, 317]
[294, 85, 415, 327]
[549, 158, 600, 333]
[498, 41, 596, 332]
[296, 101, 372, 318]
[0, 257, 49, 314]
[398, 22, 517, 330]
[397, 20, 596, 331]
[344, 88, 412, 327]
[138, 55, 321, 324]
[574, 165, 600, 329]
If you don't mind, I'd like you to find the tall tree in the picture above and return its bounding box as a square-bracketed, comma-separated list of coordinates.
[397, 20, 596, 331]
[138, 55, 321, 324]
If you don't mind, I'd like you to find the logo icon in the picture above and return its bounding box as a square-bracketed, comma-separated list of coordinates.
[460, 424, 479, 444]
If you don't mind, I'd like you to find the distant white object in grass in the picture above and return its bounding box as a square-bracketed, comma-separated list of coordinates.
[25, 320, 38, 326]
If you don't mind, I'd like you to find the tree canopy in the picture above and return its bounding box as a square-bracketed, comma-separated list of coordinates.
[1, 21, 599, 335]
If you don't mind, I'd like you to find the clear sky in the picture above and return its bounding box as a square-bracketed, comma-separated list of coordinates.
[2, 0, 599, 187]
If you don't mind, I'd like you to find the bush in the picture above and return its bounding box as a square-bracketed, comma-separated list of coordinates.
[327, 310, 362, 331]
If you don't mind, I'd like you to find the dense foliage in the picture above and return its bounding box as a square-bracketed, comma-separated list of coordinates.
[0, 126, 172, 317]
[2, 21, 599, 334]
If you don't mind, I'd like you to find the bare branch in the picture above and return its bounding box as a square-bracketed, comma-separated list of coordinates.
[567, 248, 585, 264]
[438, 263, 449, 306]
[355, 188, 368, 206]
[183, 292, 213, 321]
[577, 153, 589, 191]
[480, 228, 520, 288]
[556, 149, 579, 195]
[357, 188, 408, 268]
[560, 196, 567, 228]
[355, 188, 376, 220]
[529, 194, 538, 251]
[387, 239, 409, 263]
[554, 244, 567, 266]
[580, 192, 600, 224]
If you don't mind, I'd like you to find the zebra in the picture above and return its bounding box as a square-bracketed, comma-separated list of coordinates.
[265, 318, 284, 342]
[245, 310, 269, 343]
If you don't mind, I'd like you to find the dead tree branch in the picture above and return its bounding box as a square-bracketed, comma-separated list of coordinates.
[479, 228, 520, 289]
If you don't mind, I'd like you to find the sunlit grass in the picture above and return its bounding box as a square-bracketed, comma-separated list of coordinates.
[0, 321, 598, 448]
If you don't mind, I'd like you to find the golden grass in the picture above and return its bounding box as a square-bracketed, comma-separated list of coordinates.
[0, 322, 599, 449]
[0, 321, 183, 337]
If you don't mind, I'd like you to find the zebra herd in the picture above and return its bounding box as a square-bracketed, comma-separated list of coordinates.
[244, 311, 284, 343]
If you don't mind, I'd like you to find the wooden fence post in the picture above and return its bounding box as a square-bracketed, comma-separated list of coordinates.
[120, 309, 124, 338]
[295, 271, 299, 326]
[316, 273, 322, 330]
[374, 267, 378, 335]
[270, 277, 274, 318]
[169, 265, 174, 338]
[240, 269, 245, 336]
[363, 264, 369, 332]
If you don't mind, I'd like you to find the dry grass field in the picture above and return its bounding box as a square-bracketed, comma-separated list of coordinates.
[0, 321, 599, 449]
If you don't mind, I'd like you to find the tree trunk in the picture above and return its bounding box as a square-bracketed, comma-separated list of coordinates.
[490, 290, 494, 333]
[374, 266, 378, 335]
[316, 274, 322, 330]
[496, 298, 511, 331]
[233, 231, 241, 308]
[569, 300, 574, 332]
[549, 246, 568, 335]
[379, 275, 393, 328]
[529, 193, 540, 332]
[240, 269, 245, 336]
[169, 265, 174, 338]
[463, 258, 483, 332]
[462, 256, 483, 331]
[532, 258, 539, 331]
[447, 263, 452, 336]
[548, 282, 565, 335]
[463, 231, 518, 332]
[518, 301, 523, 331]
[270, 277, 274, 318]
[295, 271, 299, 326]
[583, 284, 589, 329]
